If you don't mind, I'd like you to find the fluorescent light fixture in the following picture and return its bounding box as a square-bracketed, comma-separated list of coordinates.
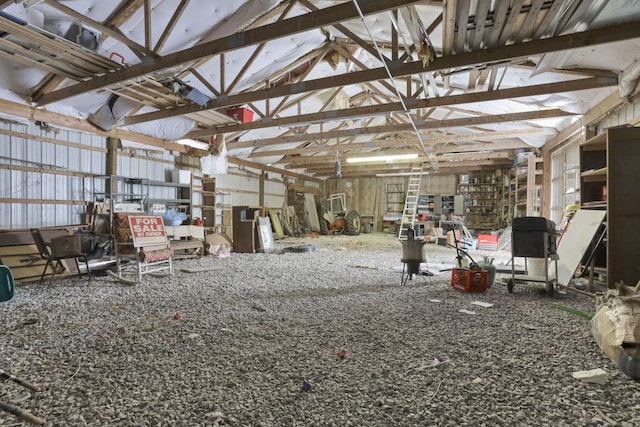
[376, 171, 429, 177]
[346, 153, 418, 164]
[177, 138, 209, 150]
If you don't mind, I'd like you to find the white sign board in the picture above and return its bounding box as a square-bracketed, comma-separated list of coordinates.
[555, 209, 607, 285]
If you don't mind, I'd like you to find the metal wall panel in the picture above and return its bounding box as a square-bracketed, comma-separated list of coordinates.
[0, 120, 298, 229]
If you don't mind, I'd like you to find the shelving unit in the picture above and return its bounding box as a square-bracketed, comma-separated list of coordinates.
[385, 183, 405, 217]
[438, 194, 463, 216]
[579, 127, 640, 288]
[509, 155, 543, 219]
[146, 180, 191, 222]
[458, 173, 499, 230]
[91, 175, 198, 257]
[498, 168, 512, 227]
[417, 194, 435, 216]
[191, 176, 216, 232]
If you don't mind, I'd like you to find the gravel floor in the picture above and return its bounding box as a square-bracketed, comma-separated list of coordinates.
[1, 233, 639, 426]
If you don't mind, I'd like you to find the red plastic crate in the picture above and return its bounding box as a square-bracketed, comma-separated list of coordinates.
[450, 268, 488, 293]
[226, 107, 254, 123]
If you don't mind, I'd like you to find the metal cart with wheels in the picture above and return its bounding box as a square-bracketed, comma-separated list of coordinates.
[507, 216, 558, 296]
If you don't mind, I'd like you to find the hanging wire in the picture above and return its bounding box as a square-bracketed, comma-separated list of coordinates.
[350, 0, 431, 158]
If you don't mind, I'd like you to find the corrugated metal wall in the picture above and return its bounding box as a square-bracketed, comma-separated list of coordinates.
[0, 121, 306, 231]
[597, 98, 640, 131]
[0, 121, 107, 229]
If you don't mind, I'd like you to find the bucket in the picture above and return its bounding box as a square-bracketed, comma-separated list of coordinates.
[0, 265, 15, 303]
[401, 240, 425, 262]
[480, 256, 496, 288]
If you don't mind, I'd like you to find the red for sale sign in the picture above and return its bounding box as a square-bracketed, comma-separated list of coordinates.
[128, 216, 168, 247]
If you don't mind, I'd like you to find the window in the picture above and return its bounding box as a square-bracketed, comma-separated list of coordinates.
[550, 143, 580, 225]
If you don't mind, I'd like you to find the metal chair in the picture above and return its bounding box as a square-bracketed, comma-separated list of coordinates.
[30, 229, 89, 284]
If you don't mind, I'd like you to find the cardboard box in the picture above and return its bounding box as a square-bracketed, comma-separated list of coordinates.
[171, 170, 192, 184]
[50, 235, 82, 257]
[590, 288, 640, 379]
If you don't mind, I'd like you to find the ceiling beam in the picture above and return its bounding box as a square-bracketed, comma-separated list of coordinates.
[41, 0, 157, 59]
[228, 108, 573, 149]
[153, 0, 190, 53]
[144, 0, 152, 50]
[36, 0, 425, 105]
[227, 156, 323, 184]
[185, 76, 614, 137]
[305, 158, 511, 174]
[0, 98, 186, 152]
[249, 131, 539, 158]
[293, 156, 513, 170]
[105, 0, 144, 28]
[298, 0, 389, 62]
[279, 150, 513, 165]
[122, 17, 638, 126]
[315, 164, 504, 178]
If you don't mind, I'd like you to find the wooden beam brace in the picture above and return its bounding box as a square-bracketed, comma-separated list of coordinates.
[299, 0, 390, 62]
[0, 98, 187, 153]
[315, 163, 502, 177]
[250, 132, 537, 158]
[228, 108, 572, 149]
[227, 156, 323, 183]
[41, 0, 157, 60]
[36, 0, 425, 105]
[279, 150, 513, 165]
[153, 0, 190, 53]
[123, 17, 638, 126]
[186, 76, 614, 137]
[305, 158, 511, 173]
[144, 0, 152, 50]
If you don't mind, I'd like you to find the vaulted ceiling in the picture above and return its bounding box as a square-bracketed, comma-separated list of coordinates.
[1, 0, 640, 178]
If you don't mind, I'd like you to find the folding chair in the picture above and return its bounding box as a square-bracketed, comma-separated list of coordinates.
[30, 229, 90, 284]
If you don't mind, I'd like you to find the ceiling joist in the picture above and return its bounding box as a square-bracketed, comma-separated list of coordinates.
[35, 0, 425, 105]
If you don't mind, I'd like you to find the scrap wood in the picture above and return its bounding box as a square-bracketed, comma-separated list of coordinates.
[594, 407, 617, 426]
[181, 266, 223, 273]
[471, 301, 493, 308]
[0, 400, 45, 425]
[572, 368, 608, 385]
[351, 264, 380, 270]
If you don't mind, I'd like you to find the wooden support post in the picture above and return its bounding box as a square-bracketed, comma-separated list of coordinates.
[106, 136, 120, 194]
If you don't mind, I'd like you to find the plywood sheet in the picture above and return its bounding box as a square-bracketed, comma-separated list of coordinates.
[0, 245, 73, 284]
[304, 193, 320, 232]
[257, 216, 275, 253]
[268, 209, 285, 239]
[555, 209, 607, 285]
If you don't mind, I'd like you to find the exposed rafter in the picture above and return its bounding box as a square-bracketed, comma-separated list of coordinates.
[184, 76, 614, 138]
[228, 109, 573, 150]
[122, 20, 636, 126]
[35, 0, 425, 105]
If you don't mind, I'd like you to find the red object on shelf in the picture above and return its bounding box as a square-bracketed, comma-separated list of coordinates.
[450, 268, 488, 293]
[226, 107, 254, 123]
